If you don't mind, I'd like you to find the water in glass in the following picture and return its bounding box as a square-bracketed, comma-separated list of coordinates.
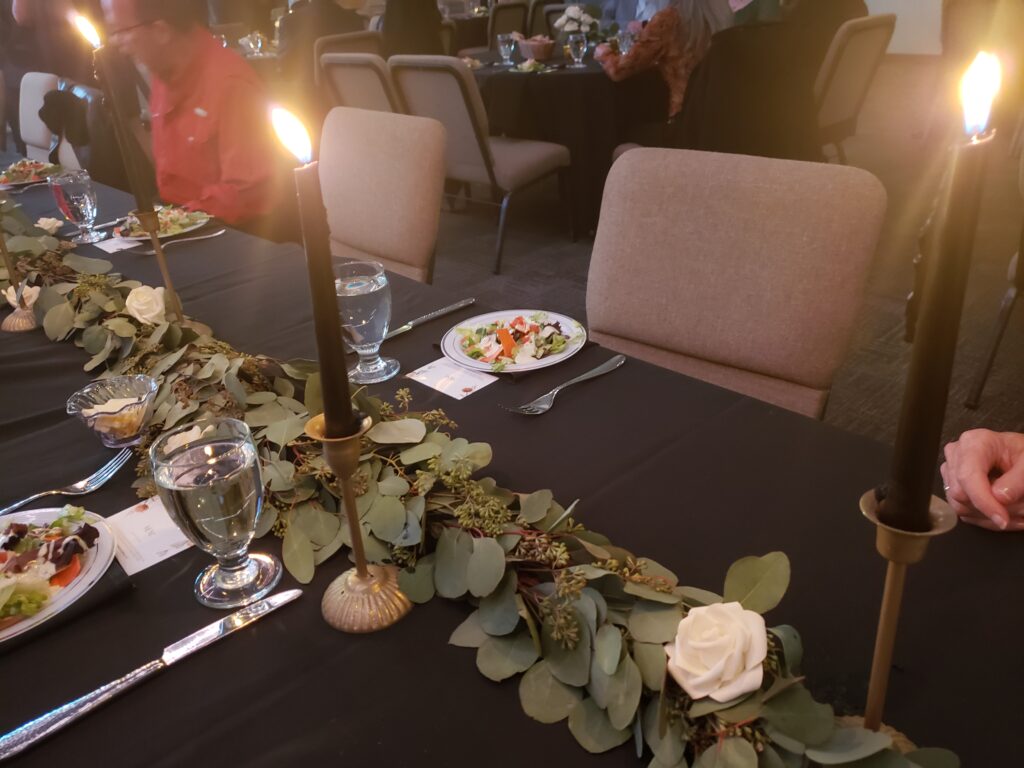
[49, 170, 104, 244]
[334, 260, 400, 384]
[497, 34, 515, 65]
[568, 33, 587, 67]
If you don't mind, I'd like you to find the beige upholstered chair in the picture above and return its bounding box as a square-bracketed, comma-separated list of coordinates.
[390, 55, 571, 274]
[319, 53, 403, 112]
[814, 14, 895, 163]
[318, 107, 446, 284]
[440, 19, 456, 55]
[459, 1, 528, 54]
[19, 73, 80, 168]
[314, 30, 383, 61]
[587, 148, 887, 418]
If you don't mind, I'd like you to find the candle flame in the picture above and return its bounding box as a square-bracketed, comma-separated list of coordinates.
[960, 51, 1001, 136]
[271, 107, 312, 165]
[71, 13, 102, 50]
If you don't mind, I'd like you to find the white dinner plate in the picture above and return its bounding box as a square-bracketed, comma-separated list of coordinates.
[0, 507, 116, 644]
[440, 309, 586, 373]
[114, 208, 211, 240]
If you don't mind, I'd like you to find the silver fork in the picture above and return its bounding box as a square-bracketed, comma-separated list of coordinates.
[0, 448, 133, 515]
[128, 229, 227, 255]
[501, 355, 626, 415]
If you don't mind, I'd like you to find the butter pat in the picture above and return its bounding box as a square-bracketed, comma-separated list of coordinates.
[83, 397, 146, 437]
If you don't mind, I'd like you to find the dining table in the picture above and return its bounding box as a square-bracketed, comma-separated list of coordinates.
[473, 51, 669, 232]
[0, 164, 1020, 766]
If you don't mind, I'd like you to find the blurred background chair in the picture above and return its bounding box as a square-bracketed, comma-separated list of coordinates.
[318, 106, 446, 284]
[543, 4, 570, 37]
[390, 55, 571, 274]
[314, 30, 384, 59]
[319, 53, 403, 112]
[587, 148, 887, 418]
[440, 19, 456, 55]
[458, 1, 528, 55]
[814, 14, 896, 163]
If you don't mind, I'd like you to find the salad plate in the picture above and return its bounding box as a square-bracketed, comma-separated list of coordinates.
[441, 310, 586, 373]
[114, 206, 211, 240]
[0, 159, 61, 188]
[0, 506, 115, 644]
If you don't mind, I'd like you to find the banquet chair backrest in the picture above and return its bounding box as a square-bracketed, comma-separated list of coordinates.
[814, 14, 895, 145]
[314, 30, 384, 60]
[369, 14, 383, 32]
[389, 56, 497, 188]
[587, 148, 887, 418]
[318, 106, 446, 283]
[528, 0, 550, 37]
[320, 53, 403, 113]
[440, 19, 456, 55]
[19, 73, 80, 169]
[489, 2, 528, 46]
[544, 5, 570, 37]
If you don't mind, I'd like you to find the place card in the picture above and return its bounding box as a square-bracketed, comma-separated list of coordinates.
[93, 237, 139, 254]
[407, 358, 497, 400]
[105, 497, 192, 576]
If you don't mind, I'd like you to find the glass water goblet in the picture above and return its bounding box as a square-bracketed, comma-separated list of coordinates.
[619, 31, 634, 55]
[49, 170, 103, 244]
[151, 418, 282, 609]
[497, 33, 515, 66]
[334, 259, 400, 384]
[567, 33, 587, 68]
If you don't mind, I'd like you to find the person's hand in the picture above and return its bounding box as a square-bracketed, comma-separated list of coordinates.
[593, 43, 612, 61]
[940, 429, 1024, 531]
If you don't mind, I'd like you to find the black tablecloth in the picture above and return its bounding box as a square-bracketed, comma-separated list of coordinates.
[0, 170, 1021, 765]
[474, 53, 667, 232]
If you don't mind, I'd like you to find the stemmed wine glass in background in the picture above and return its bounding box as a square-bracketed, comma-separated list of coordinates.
[151, 418, 282, 609]
[567, 33, 587, 68]
[334, 259, 400, 384]
[49, 169, 104, 244]
[497, 33, 516, 66]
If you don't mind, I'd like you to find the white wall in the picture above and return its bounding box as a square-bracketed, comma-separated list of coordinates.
[866, 0, 943, 55]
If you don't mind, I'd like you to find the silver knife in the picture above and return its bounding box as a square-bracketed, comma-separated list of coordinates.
[385, 297, 476, 340]
[0, 589, 302, 761]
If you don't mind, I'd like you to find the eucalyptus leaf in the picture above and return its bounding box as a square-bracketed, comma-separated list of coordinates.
[244, 401, 292, 428]
[377, 474, 411, 496]
[904, 748, 960, 768]
[397, 554, 436, 604]
[804, 727, 891, 765]
[467, 536, 506, 598]
[542, 611, 591, 686]
[769, 625, 803, 677]
[273, 377, 295, 398]
[478, 571, 520, 635]
[82, 324, 111, 355]
[519, 489, 553, 523]
[282, 524, 315, 584]
[723, 552, 791, 614]
[254, 502, 279, 539]
[595, 625, 622, 676]
[312, 523, 347, 565]
[519, 661, 583, 723]
[675, 586, 723, 607]
[434, 527, 473, 599]
[606, 655, 642, 729]
[632, 642, 666, 691]
[640, 558, 679, 587]
[104, 317, 137, 338]
[643, 698, 685, 766]
[62, 252, 113, 274]
[262, 414, 308, 449]
[42, 301, 75, 341]
[476, 632, 538, 682]
[568, 698, 632, 754]
[761, 685, 833, 747]
[223, 371, 248, 405]
[246, 390, 278, 405]
[689, 694, 750, 719]
[366, 496, 406, 543]
[717, 693, 763, 724]
[694, 738, 758, 768]
[304, 372, 323, 417]
[757, 746, 786, 768]
[624, 582, 682, 605]
[449, 609, 489, 647]
[292, 504, 341, 546]
[367, 418, 426, 444]
[399, 442, 442, 465]
[7, 234, 44, 255]
[162, 399, 199, 429]
[394, 510, 422, 547]
[628, 603, 683, 644]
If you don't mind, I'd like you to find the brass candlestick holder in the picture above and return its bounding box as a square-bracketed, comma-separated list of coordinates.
[0, 232, 38, 333]
[859, 490, 957, 730]
[305, 413, 412, 632]
[132, 209, 184, 322]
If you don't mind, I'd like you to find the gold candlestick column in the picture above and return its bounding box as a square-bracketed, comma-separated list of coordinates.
[305, 413, 412, 632]
[0, 231, 37, 333]
[859, 491, 956, 730]
[132, 209, 184, 322]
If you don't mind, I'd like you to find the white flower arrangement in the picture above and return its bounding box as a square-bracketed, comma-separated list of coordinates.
[553, 5, 597, 35]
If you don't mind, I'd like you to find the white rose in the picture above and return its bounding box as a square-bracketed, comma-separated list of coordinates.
[35, 217, 62, 235]
[164, 424, 205, 454]
[566, 5, 582, 19]
[664, 602, 767, 702]
[581, 13, 595, 24]
[564, 20, 579, 31]
[3, 284, 40, 308]
[125, 286, 166, 326]
[554, 16, 566, 29]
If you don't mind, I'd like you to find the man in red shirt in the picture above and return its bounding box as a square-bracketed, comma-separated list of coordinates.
[102, 0, 280, 226]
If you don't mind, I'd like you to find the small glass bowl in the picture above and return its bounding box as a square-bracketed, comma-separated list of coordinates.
[67, 375, 159, 448]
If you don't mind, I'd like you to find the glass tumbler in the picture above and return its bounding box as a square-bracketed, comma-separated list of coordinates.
[334, 259, 400, 384]
[151, 418, 282, 609]
[49, 169, 103, 244]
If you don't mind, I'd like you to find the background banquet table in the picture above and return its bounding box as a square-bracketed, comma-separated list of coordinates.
[473, 53, 668, 231]
[0, 168, 1020, 765]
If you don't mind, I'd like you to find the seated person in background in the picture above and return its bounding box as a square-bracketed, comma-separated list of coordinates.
[602, 0, 638, 27]
[941, 429, 1024, 532]
[382, 0, 443, 58]
[102, 0, 281, 228]
[278, 0, 365, 118]
[595, 0, 733, 122]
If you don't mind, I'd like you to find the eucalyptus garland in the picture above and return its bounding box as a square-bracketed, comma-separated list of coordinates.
[0, 197, 957, 768]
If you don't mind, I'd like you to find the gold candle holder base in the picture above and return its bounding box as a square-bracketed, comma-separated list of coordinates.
[132, 209, 184, 322]
[859, 490, 957, 730]
[2, 305, 37, 332]
[305, 413, 412, 633]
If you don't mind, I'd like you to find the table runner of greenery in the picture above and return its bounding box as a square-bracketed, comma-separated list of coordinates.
[0, 197, 956, 768]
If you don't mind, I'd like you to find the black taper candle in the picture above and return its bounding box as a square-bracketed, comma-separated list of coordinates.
[293, 160, 356, 439]
[882, 132, 994, 531]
